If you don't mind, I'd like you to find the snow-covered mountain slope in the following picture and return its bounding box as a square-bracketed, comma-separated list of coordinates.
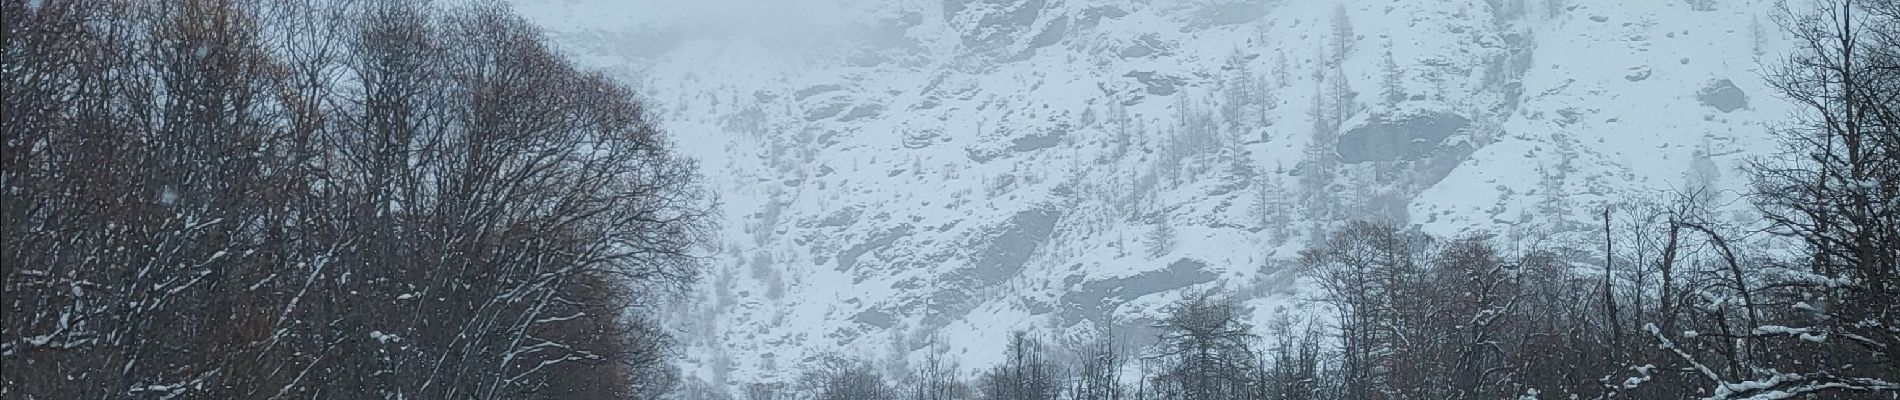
[513, 0, 1788, 390]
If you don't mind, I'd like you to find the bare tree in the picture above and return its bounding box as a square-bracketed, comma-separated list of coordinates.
[1070, 331, 1127, 400]
[1612, 0, 1900, 396]
[980, 331, 1064, 400]
[1148, 292, 1257, 400]
[1302, 222, 1435, 399]
[909, 342, 971, 400]
[805, 356, 895, 400]
[1, 1, 709, 398]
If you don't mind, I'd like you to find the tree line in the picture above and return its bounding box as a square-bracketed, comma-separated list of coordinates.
[1, 0, 709, 398]
[720, 211, 1887, 400]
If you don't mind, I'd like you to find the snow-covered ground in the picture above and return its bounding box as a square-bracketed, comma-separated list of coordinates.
[513, 0, 1788, 391]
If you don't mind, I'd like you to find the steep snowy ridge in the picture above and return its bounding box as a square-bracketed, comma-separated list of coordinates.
[512, 0, 1787, 391]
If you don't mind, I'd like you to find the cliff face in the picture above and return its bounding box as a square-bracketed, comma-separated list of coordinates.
[515, 0, 1787, 389]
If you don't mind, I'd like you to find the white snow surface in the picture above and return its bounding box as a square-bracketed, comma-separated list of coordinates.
[511, 0, 1790, 391]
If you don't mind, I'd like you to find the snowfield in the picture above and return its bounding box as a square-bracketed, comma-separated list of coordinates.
[513, 0, 1789, 390]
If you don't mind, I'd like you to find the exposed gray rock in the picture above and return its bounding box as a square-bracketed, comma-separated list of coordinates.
[1119, 35, 1169, 59]
[1554, 108, 1584, 127]
[904, 127, 944, 149]
[1124, 71, 1180, 96]
[1077, 5, 1128, 28]
[1697, 78, 1747, 112]
[946, 0, 1049, 54]
[1625, 66, 1651, 81]
[851, 309, 895, 328]
[965, 209, 1062, 285]
[1336, 112, 1471, 163]
[967, 123, 1070, 161]
[1193, 2, 1271, 28]
[1026, 16, 1068, 49]
[816, 206, 862, 228]
[794, 84, 845, 100]
[1009, 125, 1067, 152]
[838, 103, 885, 122]
[1120, 44, 1154, 58]
[966, 146, 1002, 162]
[836, 224, 913, 273]
[895, 209, 1063, 327]
[804, 98, 852, 121]
[1059, 258, 1218, 326]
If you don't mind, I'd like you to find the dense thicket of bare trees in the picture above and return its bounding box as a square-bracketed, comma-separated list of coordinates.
[1, 1, 708, 398]
[804, 357, 897, 400]
[980, 331, 1064, 400]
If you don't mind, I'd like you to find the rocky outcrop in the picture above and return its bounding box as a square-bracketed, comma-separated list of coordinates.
[1337, 112, 1471, 164]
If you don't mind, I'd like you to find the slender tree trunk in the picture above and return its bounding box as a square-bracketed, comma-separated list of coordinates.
[1658, 220, 1681, 335]
[1603, 207, 1623, 360]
